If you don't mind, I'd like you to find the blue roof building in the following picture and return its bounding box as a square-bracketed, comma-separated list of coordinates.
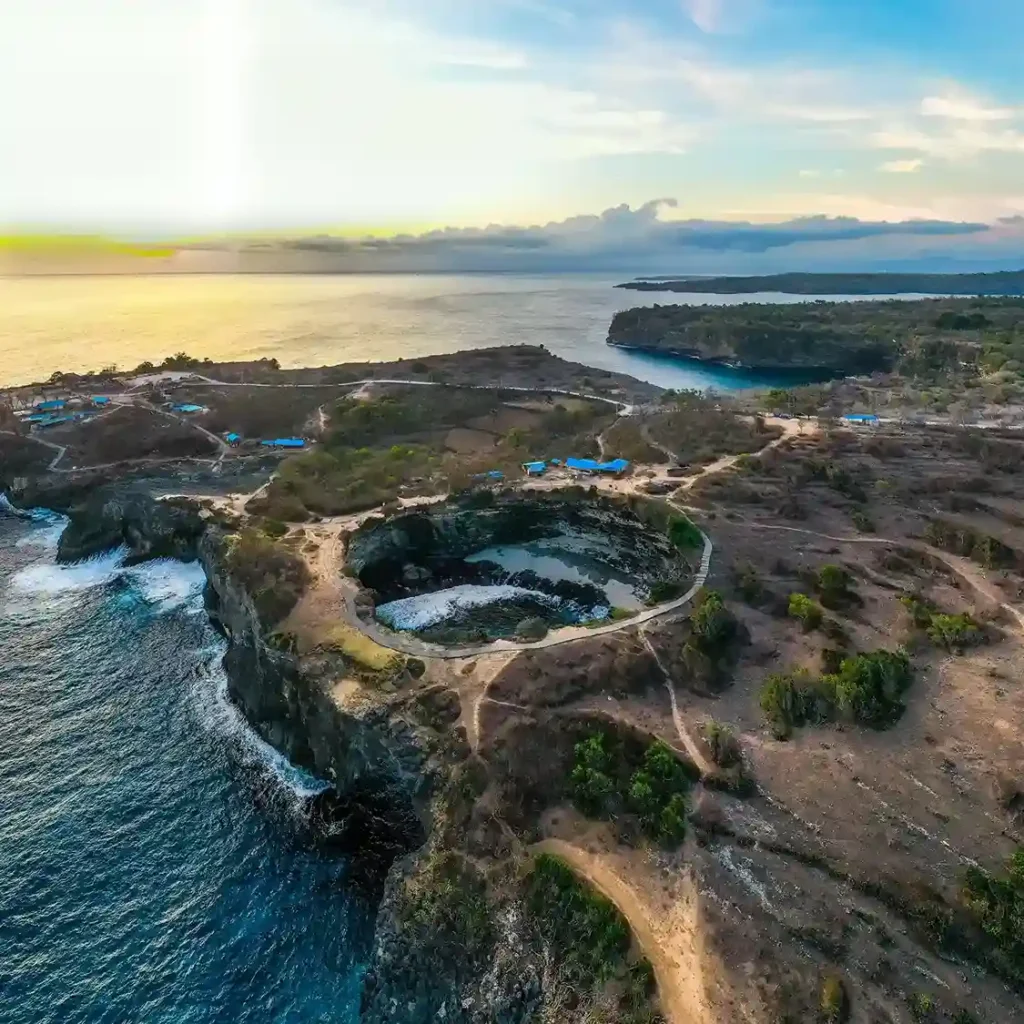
[91, 396, 111, 406]
[261, 438, 306, 449]
[487, 470, 505, 480]
[523, 461, 547, 476]
[843, 414, 879, 425]
[225, 432, 241, 445]
[172, 403, 205, 414]
[565, 457, 630, 474]
[35, 399, 65, 412]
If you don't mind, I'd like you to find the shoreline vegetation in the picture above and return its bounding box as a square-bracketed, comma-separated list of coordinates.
[616, 269, 1024, 296]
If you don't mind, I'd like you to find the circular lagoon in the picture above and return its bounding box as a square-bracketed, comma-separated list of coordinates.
[347, 494, 695, 645]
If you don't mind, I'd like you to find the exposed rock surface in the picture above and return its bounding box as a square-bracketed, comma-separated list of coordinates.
[55, 488, 205, 564]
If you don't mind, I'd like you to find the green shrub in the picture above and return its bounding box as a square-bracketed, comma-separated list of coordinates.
[571, 733, 693, 846]
[962, 847, 1024, 973]
[690, 589, 736, 649]
[789, 592, 824, 631]
[831, 649, 912, 728]
[668, 514, 703, 551]
[261, 518, 288, 539]
[927, 612, 984, 651]
[820, 974, 848, 1022]
[704, 720, 742, 768]
[851, 508, 875, 533]
[908, 992, 936, 1021]
[734, 562, 763, 604]
[570, 734, 616, 817]
[759, 669, 834, 740]
[648, 579, 684, 603]
[525, 854, 631, 984]
[815, 564, 856, 608]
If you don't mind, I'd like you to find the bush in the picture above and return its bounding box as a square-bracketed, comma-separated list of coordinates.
[690, 589, 736, 650]
[571, 733, 693, 846]
[831, 649, 912, 728]
[962, 846, 1024, 974]
[820, 974, 848, 1022]
[734, 562, 763, 604]
[759, 669, 834, 740]
[525, 854, 631, 985]
[668, 514, 703, 551]
[815, 564, 856, 608]
[789, 592, 824, 631]
[516, 616, 549, 640]
[648, 579, 684, 603]
[927, 612, 984, 651]
[850, 508, 875, 533]
[704, 720, 742, 768]
[261, 518, 288, 539]
[224, 528, 311, 627]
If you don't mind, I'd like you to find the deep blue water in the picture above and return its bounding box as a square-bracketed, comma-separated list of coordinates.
[0, 511, 368, 1024]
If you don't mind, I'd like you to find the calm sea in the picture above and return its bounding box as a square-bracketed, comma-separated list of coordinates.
[0, 274, 915, 390]
[0, 509, 370, 1024]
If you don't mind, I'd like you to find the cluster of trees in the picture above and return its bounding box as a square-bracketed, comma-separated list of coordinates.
[760, 649, 912, 739]
[570, 733, 692, 846]
[900, 595, 985, 652]
[667, 514, 703, 552]
[925, 519, 1018, 570]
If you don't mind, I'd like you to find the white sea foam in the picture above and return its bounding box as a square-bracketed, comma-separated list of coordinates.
[11, 545, 130, 596]
[192, 641, 330, 803]
[376, 583, 560, 631]
[120, 559, 207, 614]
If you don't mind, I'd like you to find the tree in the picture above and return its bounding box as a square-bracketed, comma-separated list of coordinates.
[788, 592, 823, 631]
[691, 590, 735, 649]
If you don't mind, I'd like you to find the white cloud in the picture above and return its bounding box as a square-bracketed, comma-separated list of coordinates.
[921, 91, 1014, 122]
[880, 158, 924, 173]
[684, 0, 724, 32]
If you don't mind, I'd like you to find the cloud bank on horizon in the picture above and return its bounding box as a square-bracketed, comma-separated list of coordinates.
[260, 200, 1024, 273]
[2, 0, 1023, 271]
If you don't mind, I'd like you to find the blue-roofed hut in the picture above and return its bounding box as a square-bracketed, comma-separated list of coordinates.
[261, 438, 306, 449]
[522, 461, 547, 476]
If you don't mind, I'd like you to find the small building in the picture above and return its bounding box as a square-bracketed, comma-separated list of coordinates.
[843, 414, 879, 426]
[35, 399, 66, 413]
[487, 470, 505, 480]
[91, 396, 111, 407]
[522, 461, 547, 476]
[225, 432, 241, 446]
[261, 438, 306, 449]
[172, 403, 206, 414]
[565, 457, 631, 476]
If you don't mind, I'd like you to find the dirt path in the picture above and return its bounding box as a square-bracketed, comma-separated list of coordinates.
[532, 839, 697, 1024]
[639, 625, 714, 776]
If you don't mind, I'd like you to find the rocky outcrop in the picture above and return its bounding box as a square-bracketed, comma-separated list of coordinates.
[54, 487, 206, 564]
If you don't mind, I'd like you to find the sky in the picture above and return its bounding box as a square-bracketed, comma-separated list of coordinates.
[1, 0, 1023, 270]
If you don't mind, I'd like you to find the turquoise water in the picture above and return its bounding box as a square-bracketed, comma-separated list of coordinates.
[0, 511, 368, 1024]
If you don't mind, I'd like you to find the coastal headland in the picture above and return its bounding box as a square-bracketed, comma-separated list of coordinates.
[4, 327, 1024, 1024]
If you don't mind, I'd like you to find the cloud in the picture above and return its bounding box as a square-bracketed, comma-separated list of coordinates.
[684, 0, 725, 32]
[880, 159, 924, 173]
[242, 199, 1005, 274]
[921, 91, 1014, 122]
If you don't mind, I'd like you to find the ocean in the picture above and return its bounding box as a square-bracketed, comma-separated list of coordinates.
[0, 273, 902, 390]
[0, 509, 370, 1024]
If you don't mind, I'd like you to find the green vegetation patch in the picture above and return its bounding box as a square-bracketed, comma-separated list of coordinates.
[401, 850, 495, 969]
[570, 732, 695, 846]
[789, 592, 824, 631]
[667, 513, 703, 552]
[760, 649, 912, 739]
[525, 854, 662, 1023]
[223, 527, 312, 628]
[962, 847, 1024, 979]
[900, 595, 985, 652]
[925, 518, 1019, 570]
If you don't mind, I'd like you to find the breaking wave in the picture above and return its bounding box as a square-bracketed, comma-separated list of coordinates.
[376, 583, 561, 631]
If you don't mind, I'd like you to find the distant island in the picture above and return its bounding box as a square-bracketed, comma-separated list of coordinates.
[616, 269, 1024, 296]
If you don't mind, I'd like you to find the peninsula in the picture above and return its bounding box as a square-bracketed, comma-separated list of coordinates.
[3, 337, 1024, 1024]
[617, 269, 1024, 296]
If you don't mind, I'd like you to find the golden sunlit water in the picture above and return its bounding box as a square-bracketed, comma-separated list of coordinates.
[0, 273, 843, 392]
